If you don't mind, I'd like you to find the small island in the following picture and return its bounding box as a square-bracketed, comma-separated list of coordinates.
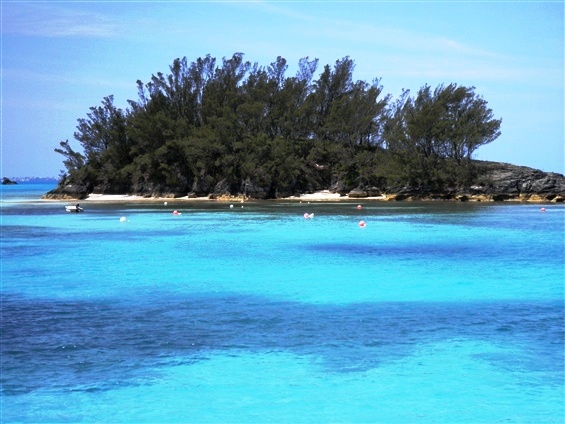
[44, 53, 565, 203]
[2, 177, 17, 185]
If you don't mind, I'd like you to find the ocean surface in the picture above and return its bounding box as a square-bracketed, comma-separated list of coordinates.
[1, 183, 563, 423]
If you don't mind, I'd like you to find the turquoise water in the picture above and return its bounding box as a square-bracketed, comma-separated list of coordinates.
[1, 183, 564, 423]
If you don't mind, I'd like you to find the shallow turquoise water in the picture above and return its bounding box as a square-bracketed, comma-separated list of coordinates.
[1, 184, 564, 423]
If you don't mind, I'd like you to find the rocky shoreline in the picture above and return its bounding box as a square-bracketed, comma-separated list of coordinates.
[43, 161, 565, 203]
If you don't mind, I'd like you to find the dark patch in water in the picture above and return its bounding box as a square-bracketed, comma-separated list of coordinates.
[1, 294, 563, 395]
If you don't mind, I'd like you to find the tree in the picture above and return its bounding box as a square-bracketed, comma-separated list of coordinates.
[74, 96, 128, 164]
[435, 83, 502, 164]
[384, 84, 501, 187]
[56, 96, 130, 187]
[54, 140, 85, 177]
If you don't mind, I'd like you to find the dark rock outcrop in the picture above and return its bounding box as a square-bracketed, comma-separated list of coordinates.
[367, 187, 382, 197]
[2, 177, 17, 185]
[240, 178, 269, 200]
[347, 188, 368, 198]
[329, 180, 348, 196]
[209, 179, 231, 199]
[336, 162, 565, 202]
[42, 181, 89, 200]
[460, 161, 565, 202]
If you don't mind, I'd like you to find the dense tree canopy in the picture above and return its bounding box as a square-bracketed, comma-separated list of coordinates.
[55, 53, 502, 198]
[384, 83, 502, 188]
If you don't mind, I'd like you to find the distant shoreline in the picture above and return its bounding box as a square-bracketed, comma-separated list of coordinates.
[40, 161, 565, 204]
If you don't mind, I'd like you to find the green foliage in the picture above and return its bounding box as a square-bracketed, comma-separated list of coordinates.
[54, 54, 501, 196]
[383, 84, 501, 189]
[54, 140, 85, 178]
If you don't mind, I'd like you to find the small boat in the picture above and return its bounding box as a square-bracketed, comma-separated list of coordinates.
[65, 204, 84, 213]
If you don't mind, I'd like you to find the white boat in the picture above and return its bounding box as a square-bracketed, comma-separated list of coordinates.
[65, 205, 83, 213]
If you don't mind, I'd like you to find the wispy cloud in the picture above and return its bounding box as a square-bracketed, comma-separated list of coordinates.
[252, 1, 496, 59]
[2, 3, 120, 38]
[247, 1, 560, 87]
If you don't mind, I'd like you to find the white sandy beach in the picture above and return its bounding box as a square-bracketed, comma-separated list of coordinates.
[288, 190, 388, 201]
[287, 190, 341, 200]
[85, 193, 148, 201]
[84, 193, 209, 202]
[79, 190, 388, 203]
[35, 190, 389, 204]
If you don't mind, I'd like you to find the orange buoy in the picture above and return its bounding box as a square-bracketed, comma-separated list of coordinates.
[357, 205, 363, 210]
[359, 220, 366, 227]
[173, 210, 179, 215]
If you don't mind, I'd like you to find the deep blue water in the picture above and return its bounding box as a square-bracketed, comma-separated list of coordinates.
[1, 183, 564, 423]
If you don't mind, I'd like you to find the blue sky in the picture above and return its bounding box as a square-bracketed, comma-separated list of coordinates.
[1, 0, 563, 178]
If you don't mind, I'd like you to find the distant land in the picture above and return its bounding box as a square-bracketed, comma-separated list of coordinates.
[4, 177, 58, 184]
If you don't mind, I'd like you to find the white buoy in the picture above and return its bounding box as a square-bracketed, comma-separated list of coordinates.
[230, 204, 234, 208]
[120, 217, 127, 223]
[164, 201, 168, 206]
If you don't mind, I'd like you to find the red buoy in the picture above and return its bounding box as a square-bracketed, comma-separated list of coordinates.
[359, 220, 366, 227]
